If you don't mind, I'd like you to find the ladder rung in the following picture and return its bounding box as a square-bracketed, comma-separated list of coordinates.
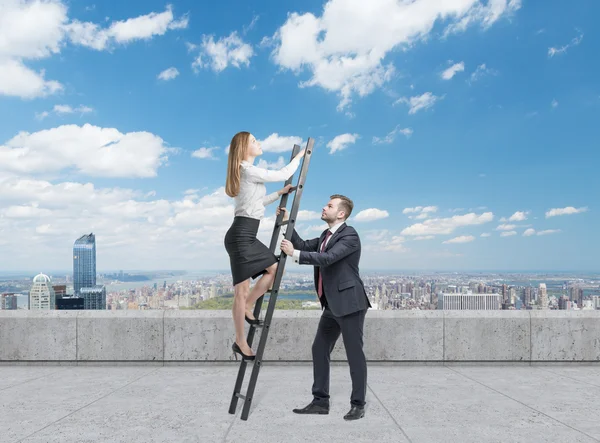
[236, 393, 246, 400]
[278, 220, 289, 227]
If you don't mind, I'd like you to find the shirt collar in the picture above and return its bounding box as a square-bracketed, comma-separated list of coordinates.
[327, 221, 344, 235]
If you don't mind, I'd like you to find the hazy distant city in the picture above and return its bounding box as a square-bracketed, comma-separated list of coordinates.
[1, 231, 599, 312]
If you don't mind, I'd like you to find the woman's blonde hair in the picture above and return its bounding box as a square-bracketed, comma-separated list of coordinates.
[225, 131, 251, 197]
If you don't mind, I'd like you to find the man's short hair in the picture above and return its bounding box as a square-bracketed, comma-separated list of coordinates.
[330, 194, 354, 220]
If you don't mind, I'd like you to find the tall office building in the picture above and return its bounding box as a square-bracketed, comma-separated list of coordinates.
[74, 233, 96, 296]
[80, 286, 106, 310]
[570, 286, 585, 308]
[539, 283, 548, 309]
[522, 287, 532, 308]
[0, 293, 18, 310]
[29, 274, 56, 310]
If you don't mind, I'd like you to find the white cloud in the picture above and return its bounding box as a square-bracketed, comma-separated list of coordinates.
[401, 212, 493, 236]
[508, 211, 528, 222]
[372, 125, 412, 144]
[405, 206, 438, 220]
[364, 229, 389, 242]
[548, 31, 583, 57]
[259, 133, 303, 153]
[414, 235, 435, 241]
[441, 61, 465, 80]
[66, 5, 188, 50]
[524, 228, 561, 237]
[353, 208, 389, 222]
[537, 229, 561, 236]
[256, 156, 286, 170]
[0, 124, 170, 178]
[0, 0, 67, 59]
[191, 32, 254, 73]
[35, 104, 93, 120]
[158, 67, 179, 81]
[191, 147, 219, 160]
[545, 206, 588, 218]
[0, 2, 187, 99]
[403, 206, 438, 215]
[297, 210, 321, 221]
[0, 178, 259, 269]
[364, 231, 407, 253]
[395, 92, 442, 114]
[480, 233, 491, 237]
[0, 59, 63, 98]
[443, 235, 475, 244]
[496, 223, 516, 231]
[243, 15, 260, 35]
[551, 99, 558, 108]
[500, 231, 517, 237]
[469, 63, 497, 83]
[326, 133, 359, 154]
[269, 0, 520, 110]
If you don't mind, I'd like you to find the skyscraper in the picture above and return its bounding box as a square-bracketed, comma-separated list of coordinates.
[539, 283, 548, 309]
[73, 233, 96, 296]
[80, 286, 106, 310]
[29, 273, 56, 310]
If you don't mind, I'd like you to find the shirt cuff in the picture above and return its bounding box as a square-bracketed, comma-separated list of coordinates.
[292, 249, 300, 263]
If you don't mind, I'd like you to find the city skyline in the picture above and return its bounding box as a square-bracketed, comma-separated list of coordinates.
[0, 0, 598, 272]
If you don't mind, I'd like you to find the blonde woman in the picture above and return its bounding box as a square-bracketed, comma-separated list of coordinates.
[225, 131, 305, 360]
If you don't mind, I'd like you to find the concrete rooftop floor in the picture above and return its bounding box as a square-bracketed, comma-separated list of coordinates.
[1, 363, 600, 443]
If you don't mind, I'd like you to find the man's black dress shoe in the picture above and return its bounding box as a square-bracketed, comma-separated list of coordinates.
[343, 405, 365, 421]
[292, 402, 329, 415]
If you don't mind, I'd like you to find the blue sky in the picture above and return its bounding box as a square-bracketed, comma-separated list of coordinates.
[0, 0, 598, 272]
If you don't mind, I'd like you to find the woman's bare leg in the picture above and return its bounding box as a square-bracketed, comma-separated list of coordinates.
[232, 279, 253, 355]
[245, 263, 278, 319]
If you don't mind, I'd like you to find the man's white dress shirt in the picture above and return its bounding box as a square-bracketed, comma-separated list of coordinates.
[291, 221, 345, 263]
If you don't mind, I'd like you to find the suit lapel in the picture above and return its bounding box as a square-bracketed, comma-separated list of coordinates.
[324, 223, 346, 251]
[317, 229, 328, 252]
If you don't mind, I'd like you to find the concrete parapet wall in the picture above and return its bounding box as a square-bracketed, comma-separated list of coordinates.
[1, 310, 599, 363]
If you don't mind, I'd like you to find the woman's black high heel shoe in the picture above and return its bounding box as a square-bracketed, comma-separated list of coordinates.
[245, 313, 260, 325]
[232, 342, 255, 361]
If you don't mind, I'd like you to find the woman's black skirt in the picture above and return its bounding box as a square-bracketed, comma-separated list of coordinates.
[224, 216, 278, 286]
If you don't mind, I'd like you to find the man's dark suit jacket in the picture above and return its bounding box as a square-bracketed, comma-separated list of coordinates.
[291, 222, 371, 317]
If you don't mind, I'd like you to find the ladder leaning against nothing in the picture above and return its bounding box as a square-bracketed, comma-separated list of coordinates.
[228, 137, 315, 421]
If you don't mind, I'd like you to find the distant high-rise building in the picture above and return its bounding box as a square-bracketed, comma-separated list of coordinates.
[0, 293, 18, 310]
[522, 287, 532, 308]
[73, 233, 96, 296]
[56, 297, 85, 309]
[29, 273, 56, 310]
[441, 293, 501, 310]
[570, 286, 585, 308]
[539, 283, 548, 309]
[52, 285, 67, 299]
[558, 295, 570, 310]
[80, 286, 106, 310]
[502, 284, 508, 303]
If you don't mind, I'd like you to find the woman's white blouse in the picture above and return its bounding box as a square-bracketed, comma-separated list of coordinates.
[233, 156, 302, 220]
